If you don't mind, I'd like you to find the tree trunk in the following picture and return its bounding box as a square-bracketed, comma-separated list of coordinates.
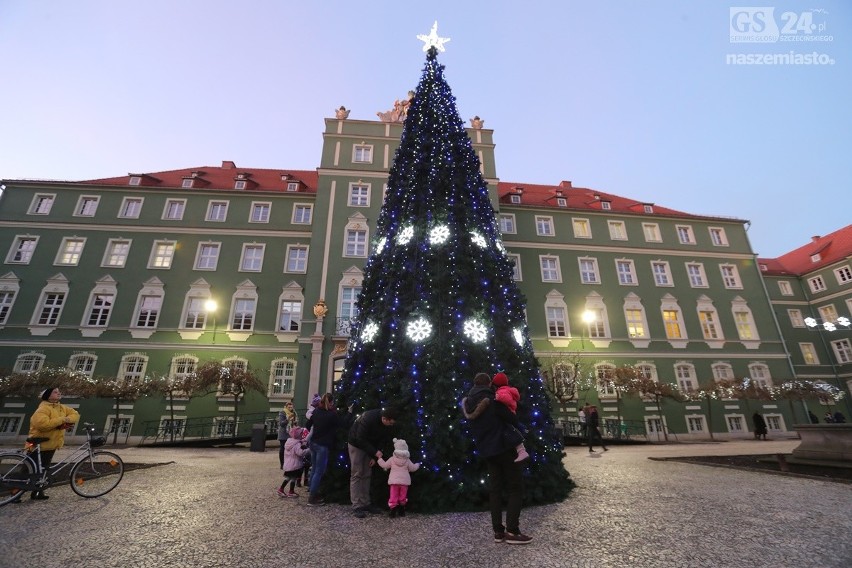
[112, 398, 121, 445]
[706, 394, 715, 441]
[656, 396, 668, 442]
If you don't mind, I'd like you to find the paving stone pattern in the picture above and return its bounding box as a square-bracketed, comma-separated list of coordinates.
[0, 440, 849, 568]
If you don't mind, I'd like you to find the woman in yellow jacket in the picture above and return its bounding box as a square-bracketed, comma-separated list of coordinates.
[27, 387, 79, 500]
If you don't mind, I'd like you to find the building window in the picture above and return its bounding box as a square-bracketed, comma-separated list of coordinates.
[69, 354, 96, 378]
[353, 145, 373, 163]
[206, 201, 229, 222]
[169, 356, 197, 380]
[278, 300, 302, 331]
[135, 295, 162, 328]
[239, 244, 265, 272]
[339, 286, 361, 331]
[510, 195, 521, 204]
[643, 223, 661, 242]
[7, 236, 38, 264]
[499, 214, 516, 234]
[616, 260, 637, 285]
[129, 176, 141, 186]
[508, 254, 522, 281]
[687, 416, 705, 432]
[75, 196, 100, 217]
[345, 229, 368, 257]
[676, 225, 696, 245]
[676, 364, 696, 391]
[748, 364, 772, 387]
[596, 364, 616, 397]
[183, 297, 209, 329]
[149, 241, 176, 269]
[102, 239, 131, 268]
[663, 309, 684, 339]
[28, 194, 55, 215]
[535, 216, 554, 236]
[585, 307, 607, 339]
[832, 339, 852, 364]
[36, 293, 65, 326]
[292, 204, 313, 224]
[818, 304, 839, 323]
[85, 293, 114, 327]
[248, 202, 271, 223]
[181, 178, 194, 188]
[733, 302, 758, 341]
[726, 416, 744, 432]
[234, 180, 247, 190]
[712, 363, 734, 382]
[788, 309, 805, 327]
[162, 199, 186, 220]
[720, 264, 742, 289]
[540, 256, 561, 282]
[119, 197, 143, 218]
[778, 281, 793, 296]
[0, 290, 17, 325]
[578, 258, 600, 284]
[650, 261, 671, 286]
[834, 265, 852, 285]
[625, 308, 647, 339]
[799, 343, 819, 365]
[709, 227, 728, 246]
[546, 306, 567, 337]
[195, 243, 221, 270]
[285, 245, 309, 273]
[572, 218, 591, 238]
[14, 353, 45, 373]
[699, 310, 721, 339]
[686, 263, 707, 287]
[807, 276, 826, 293]
[608, 221, 627, 240]
[349, 184, 370, 206]
[601, 201, 611, 210]
[557, 198, 567, 207]
[287, 182, 299, 192]
[55, 238, 86, 266]
[231, 298, 256, 330]
[269, 359, 296, 396]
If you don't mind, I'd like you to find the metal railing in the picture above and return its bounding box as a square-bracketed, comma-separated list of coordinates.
[555, 418, 649, 442]
[139, 412, 278, 446]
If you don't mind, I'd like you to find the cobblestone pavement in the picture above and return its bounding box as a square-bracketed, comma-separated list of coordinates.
[1, 439, 850, 568]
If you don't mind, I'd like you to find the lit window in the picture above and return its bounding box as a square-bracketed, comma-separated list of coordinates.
[102, 239, 131, 268]
[624, 308, 647, 338]
[608, 221, 627, 240]
[149, 241, 176, 269]
[643, 223, 661, 242]
[799, 343, 819, 365]
[663, 309, 683, 339]
[699, 310, 721, 339]
[787, 309, 804, 327]
[55, 238, 85, 266]
[572, 218, 591, 238]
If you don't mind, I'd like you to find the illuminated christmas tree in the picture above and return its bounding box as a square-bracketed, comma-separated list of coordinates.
[326, 25, 573, 512]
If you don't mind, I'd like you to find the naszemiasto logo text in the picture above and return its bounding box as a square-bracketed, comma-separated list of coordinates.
[730, 7, 833, 43]
[726, 51, 835, 65]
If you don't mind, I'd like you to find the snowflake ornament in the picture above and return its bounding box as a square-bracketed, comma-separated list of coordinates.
[430, 224, 450, 245]
[470, 231, 487, 248]
[463, 318, 488, 343]
[375, 237, 387, 255]
[513, 327, 525, 346]
[397, 226, 414, 245]
[361, 321, 379, 343]
[407, 317, 433, 342]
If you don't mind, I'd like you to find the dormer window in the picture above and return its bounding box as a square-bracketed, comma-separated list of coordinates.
[759, 264, 768, 272]
[287, 182, 299, 192]
[182, 178, 194, 189]
[810, 253, 821, 263]
[601, 201, 611, 210]
[557, 198, 567, 207]
[129, 176, 141, 186]
[510, 195, 521, 204]
[643, 204, 654, 213]
[234, 180, 247, 190]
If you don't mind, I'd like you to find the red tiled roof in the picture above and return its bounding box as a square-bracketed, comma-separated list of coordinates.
[78, 161, 318, 194]
[496, 180, 728, 221]
[758, 224, 852, 276]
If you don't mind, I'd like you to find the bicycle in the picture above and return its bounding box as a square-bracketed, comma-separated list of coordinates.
[0, 422, 125, 505]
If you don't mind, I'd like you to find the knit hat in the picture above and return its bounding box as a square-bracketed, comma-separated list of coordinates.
[289, 426, 306, 440]
[392, 438, 410, 459]
[492, 372, 509, 387]
[40, 387, 56, 401]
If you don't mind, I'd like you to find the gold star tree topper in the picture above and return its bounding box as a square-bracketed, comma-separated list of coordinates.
[417, 21, 450, 52]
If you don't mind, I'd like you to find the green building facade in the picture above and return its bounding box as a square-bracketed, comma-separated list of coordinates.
[1, 114, 846, 443]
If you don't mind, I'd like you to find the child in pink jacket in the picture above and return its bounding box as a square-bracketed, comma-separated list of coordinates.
[492, 372, 529, 462]
[377, 438, 420, 518]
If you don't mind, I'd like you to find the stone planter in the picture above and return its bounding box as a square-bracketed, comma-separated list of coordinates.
[791, 424, 852, 462]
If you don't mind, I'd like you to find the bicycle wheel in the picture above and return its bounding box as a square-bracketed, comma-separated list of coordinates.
[0, 453, 34, 506]
[69, 451, 124, 498]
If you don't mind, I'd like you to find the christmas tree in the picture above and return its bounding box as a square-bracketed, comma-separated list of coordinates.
[326, 26, 573, 512]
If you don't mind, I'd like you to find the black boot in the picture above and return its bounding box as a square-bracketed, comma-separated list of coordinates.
[31, 491, 49, 500]
[398, 505, 406, 517]
[389, 507, 397, 518]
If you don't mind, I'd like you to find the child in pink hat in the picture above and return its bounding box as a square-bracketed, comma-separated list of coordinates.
[492, 372, 529, 462]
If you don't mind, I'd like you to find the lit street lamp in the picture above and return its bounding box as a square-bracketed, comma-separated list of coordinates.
[205, 299, 218, 344]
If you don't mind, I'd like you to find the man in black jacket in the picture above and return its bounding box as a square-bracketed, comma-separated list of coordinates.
[462, 372, 532, 545]
[347, 407, 398, 518]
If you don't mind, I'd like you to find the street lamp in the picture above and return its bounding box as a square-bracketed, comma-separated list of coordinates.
[205, 299, 218, 344]
[581, 310, 595, 350]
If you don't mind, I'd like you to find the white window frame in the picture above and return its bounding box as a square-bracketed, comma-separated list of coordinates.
[278, 298, 302, 332]
[732, 298, 759, 341]
[807, 276, 826, 293]
[128, 176, 141, 186]
[778, 280, 793, 296]
[661, 295, 687, 342]
[572, 218, 591, 238]
[69, 353, 97, 378]
[229, 282, 258, 333]
[608, 220, 627, 241]
[676, 225, 696, 245]
[14, 352, 45, 373]
[651, 261, 672, 287]
[6, 236, 39, 264]
[118, 197, 143, 219]
[81, 278, 117, 333]
[831, 338, 852, 364]
[712, 363, 735, 382]
[292, 204, 313, 225]
[130, 278, 165, 338]
[269, 358, 297, 397]
[285, 245, 309, 273]
[676, 363, 697, 392]
[353, 144, 373, 163]
[249, 201, 271, 223]
[508, 253, 522, 281]
[546, 305, 568, 338]
[709, 227, 729, 246]
[578, 257, 600, 285]
[169, 355, 198, 381]
[799, 343, 819, 365]
[686, 262, 708, 288]
[642, 223, 662, 242]
[54, 237, 86, 266]
[583, 303, 609, 340]
[206, 200, 229, 222]
[535, 216, 555, 237]
[148, 241, 176, 269]
[162, 199, 187, 221]
[239, 244, 265, 272]
[833, 265, 852, 286]
[510, 194, 521, 204]
[748, 363, 772, 388]
[194, 242, 221, 271]
[539, 256, 562, 283]
[499, 214, 516, 234]
[0, 276, 20, 326]
[343, 215, 369, 257]
[725, 414, 746, 433]
[101, 239, 131, 268]
[720, 264, 742, 289]
[818, 304, 839, 324]
[28, 194, 55, 215]
[787, 309, 805, 328]
[623, 295, 650, 341]
[348, 183, 371, 207]
[74, 195, 100, 217]
[615, 259, 637, 285]
[31, 275, 69, 331]
[697, 300, 724, 341]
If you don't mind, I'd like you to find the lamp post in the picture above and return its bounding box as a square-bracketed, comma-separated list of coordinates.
[205, 299, 218, 344]
[581, 310, 595, 350]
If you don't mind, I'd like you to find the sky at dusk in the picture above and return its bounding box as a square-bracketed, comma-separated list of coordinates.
[1, 1, 849, 258]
